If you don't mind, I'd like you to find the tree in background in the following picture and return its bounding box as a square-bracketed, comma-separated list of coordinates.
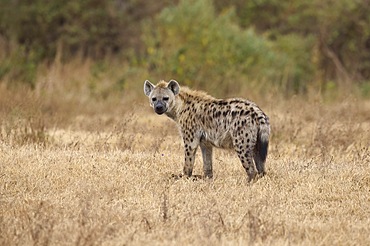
[0, 0, 174, 86]
[214, 0, 370, 91]
[0, 0, 369, 96]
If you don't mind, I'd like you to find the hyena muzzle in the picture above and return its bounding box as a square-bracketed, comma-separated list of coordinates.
[144, 79, 270, 182]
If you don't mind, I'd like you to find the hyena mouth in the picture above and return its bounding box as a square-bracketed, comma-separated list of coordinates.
[154, 106, 166, 115]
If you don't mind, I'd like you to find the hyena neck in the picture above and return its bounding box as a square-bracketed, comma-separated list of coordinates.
[164, 110, 177, 121]
[165, 87, 214, 122]
[164, 96, 184, 121]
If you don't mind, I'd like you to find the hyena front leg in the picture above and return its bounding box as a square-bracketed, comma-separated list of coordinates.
[182, 135, 199, 177]
[200, 141, 213, 178]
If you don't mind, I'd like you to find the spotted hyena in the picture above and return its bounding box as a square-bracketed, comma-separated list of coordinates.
[144, 79, 270, 181]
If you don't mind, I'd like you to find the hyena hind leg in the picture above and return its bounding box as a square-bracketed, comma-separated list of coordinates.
[235, 146, 257, 182]
[200, 142, 213, 178]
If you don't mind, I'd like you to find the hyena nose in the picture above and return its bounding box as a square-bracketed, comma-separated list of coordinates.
[155, 105, 166, 114]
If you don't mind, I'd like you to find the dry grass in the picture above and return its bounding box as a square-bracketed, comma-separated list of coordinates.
[1, 74, 370, 245]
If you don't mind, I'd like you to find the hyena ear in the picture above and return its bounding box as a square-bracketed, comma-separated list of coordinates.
[168, 80, 180, 96]
[144, 80, 155, 96]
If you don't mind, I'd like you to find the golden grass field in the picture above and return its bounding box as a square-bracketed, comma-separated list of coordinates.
[1, 72, 370, 245]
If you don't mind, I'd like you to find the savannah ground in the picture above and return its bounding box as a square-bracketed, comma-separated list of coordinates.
[0, 70, 369, 245]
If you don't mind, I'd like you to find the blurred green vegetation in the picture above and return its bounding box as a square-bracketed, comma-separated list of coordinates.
[0, 0, 369, 96]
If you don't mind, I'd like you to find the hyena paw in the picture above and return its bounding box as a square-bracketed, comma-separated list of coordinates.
[170, 173, 183, 180]
[248, 172, 266, 183]
[247, 172, 258, 183]
[203, 171, 213, 179]
[170, 173, 203, 181]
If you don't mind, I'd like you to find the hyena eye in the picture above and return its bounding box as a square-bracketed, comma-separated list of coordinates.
[163, 97, 169, 101]
[152, 97, 157, 102]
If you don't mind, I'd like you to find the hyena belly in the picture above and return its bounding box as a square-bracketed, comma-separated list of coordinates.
[201, 129, 234, 149]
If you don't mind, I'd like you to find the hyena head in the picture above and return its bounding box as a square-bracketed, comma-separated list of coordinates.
[144, 79, 180, 115]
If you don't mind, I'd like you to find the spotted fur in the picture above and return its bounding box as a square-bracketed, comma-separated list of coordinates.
[144, 79, 270, 181]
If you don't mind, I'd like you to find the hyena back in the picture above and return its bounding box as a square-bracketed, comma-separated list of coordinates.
[144, 79, 270, 181]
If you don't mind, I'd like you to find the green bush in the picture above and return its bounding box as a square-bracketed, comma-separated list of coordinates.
[142, 0, 313, 95]
[0, 47, 40, 88]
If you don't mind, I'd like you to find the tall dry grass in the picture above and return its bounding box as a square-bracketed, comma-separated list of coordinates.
[0, 62, 369, 245]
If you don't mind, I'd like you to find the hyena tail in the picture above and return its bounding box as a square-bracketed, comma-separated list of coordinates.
[255, 119, 270, 175]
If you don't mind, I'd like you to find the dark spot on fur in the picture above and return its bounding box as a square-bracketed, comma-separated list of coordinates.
[229, 99, 240, 104]
[218, 101, 228, 106]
